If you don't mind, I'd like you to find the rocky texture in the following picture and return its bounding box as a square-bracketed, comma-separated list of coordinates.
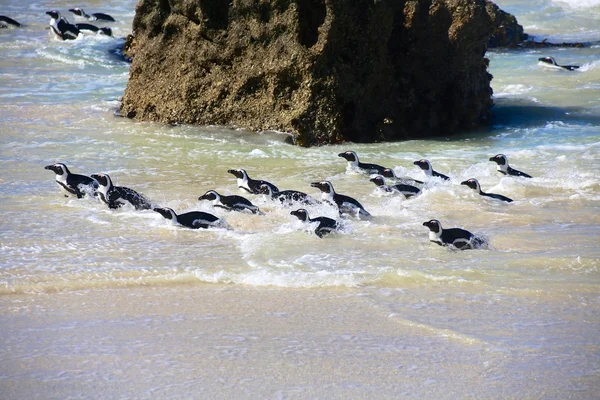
[486, 1, 526, 47]
[121, 0, 500, 146]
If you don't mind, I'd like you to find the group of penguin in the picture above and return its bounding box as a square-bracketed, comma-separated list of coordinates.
[46, 151, 532, 249]
[0, 8, 115, 38]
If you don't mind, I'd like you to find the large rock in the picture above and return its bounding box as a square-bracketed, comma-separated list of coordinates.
[121, 0, 497, 146]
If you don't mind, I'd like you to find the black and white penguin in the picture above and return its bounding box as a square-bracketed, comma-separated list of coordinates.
[338, 151, 387, 175]
[257, 183, 320, 206]
[90, 173, 153, 210]
[538, 56, 579, 71]
[461, 178, 513, 203]
[198, 190, 261, 214]
[290, 209, 340, 238]
[310, 181, 371, 218]
[413, 159, 450, 181]
[68, 8, 115, 22]
[154, 207, 225, 230]
[370, 175, 421, 198]
[422, 219, 484, 250]
[227, 169, 279, 195]
[74, 23, 112, 36]
[0, 16, 22, 28]
[46, 10, 81, 40]
[381, 168, 424, 187]
[489, 154, 532, 178]
[45, 163, 97, 198]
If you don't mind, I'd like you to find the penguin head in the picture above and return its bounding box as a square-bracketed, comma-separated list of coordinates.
[290, 209, 310, 222]
[90, 173, 112, 189]
[99, 27, 112, 36]
[489, 154, 507, 166]
[45, 163, 69, 176]
[68, 8, 84, 16]
[369, 176, 385, 187]
[423, 219, 443, 234]
[338, 151, 358, 162]
[198, 190, 219, 202]
[310, 181, 334, 194]
[538, 56, 557, 66]
[382, 168, 397, 178]
[153, 207, 176, 221]
[413, 159, 432, 172]
[257, 183, 273, 195]
[461, 178, 481, 191]
[46, 10, 61, 19]
[227, 169, 247, 180]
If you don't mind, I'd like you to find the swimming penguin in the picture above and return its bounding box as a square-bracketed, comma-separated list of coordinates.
[310, 181, 371, 218]
[338, 151, 387, 175]
[538, 56, 579, 71]
[489, 154, 532, 178]
[0, 16, 22, 28]
[74, 23, 112, 36]
[370, 175, 421, 198]
[381, 168, 424, 187]
[413, 159, 450, 181]
[461, 178, 513, 203]
[227, 169, 279, 194]
[46, 10, 81, 40]
[198, 190, 262, 214]
[68, 8, 115, 22]
[422, 219, 484, 250]
[290, 209, 340, 238]
[154, 207, 225, 229]
[90, 173, 153, 210]
[257, 184, 320, 206]
[45, 163, 97, 198]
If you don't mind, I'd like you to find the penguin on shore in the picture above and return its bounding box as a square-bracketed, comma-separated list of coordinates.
[227, 168, 279, 194]
[338, 151, 387, 175]
[45, 163, 97, 198]
[461, 178, 513, 203]
[46, 10, 81, 40]
[90, 173, 153, 210]
[68, 8, 115, 22]
[198, 190, 262, 214]
[381, 168, 424, 187]
[413, 159, 451, 181]
[290, 209, 341, 238]
[370, 175, 421, 198]
[154, 207, 226, 230]
[257, 183, 319, 206]
[489, 154, 532, 178]
[538, 56, 579, 71]
[311, 181, 371, 218]
[75, 23, 112, 36]
[422, 219, 485, 250]
[0, 16, 22, 28]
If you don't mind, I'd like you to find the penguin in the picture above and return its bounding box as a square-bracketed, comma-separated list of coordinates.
[290, 209, 340, 238]
[198, 190, 261, 214]
[538, 56, 579, 71]
[0, 16, 22, 28]
[310, 181, 371, 218]
[227, 168, 279, 194]
[45, 163, 97, 198]
[154, 207, 225, 230]
[90, 173, 153, 210]
[413, 159, 451, 181]
[369, 175, 421, 198]
[46, 10, 81, 40]
[461, 178, 513, 203]
[422, 219, 484, 250]
[68, 8, 115, 22]
[489, 154, 532, 178]
[257, 183, 320, 206]
[74, 23, 112, 36]
[381, 168, 424, 186]
[338, 151, 387, 175]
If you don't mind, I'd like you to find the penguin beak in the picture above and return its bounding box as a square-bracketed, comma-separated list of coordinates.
[460, 180, 468, 185]
[44, 165, 53, 170]
[488, 157, 495, 162]
[310, 182, 322, 188]
[413, 161, 419, 166]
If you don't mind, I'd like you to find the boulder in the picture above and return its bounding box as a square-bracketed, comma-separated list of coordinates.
[121, 0, 498, 146]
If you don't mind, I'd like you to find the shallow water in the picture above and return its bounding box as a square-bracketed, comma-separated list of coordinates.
[1, 0, 599, 398]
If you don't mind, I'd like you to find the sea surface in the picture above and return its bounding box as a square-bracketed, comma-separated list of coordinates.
[1, 0, 599, 398]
